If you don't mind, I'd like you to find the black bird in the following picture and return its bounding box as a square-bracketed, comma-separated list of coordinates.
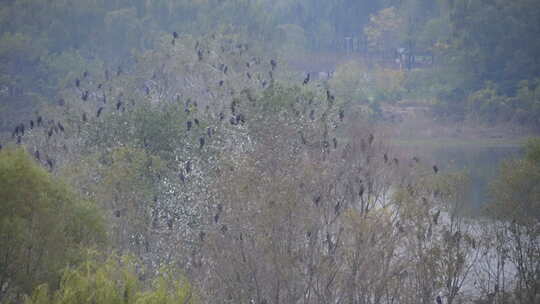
[333, 138, 338, 149]
[334, 202, 341, 215]
[218, 112, 225, 121]
[199, 137, 205, 149]
[214, 213, 219, 223]
[270, 59, 277, 70]
[223, 66, 228, 74]
[221, 225, 228, 234]
[433, 165, 439, 174]
[48, 128, 53, 138]
[57, 122, 64, 132]
[326, 89, 335, 102]
[115, 210, 121, 218]
[46, 158, 53, 170]
[384, 153, 388, 163]
[30, 120, 34, 129]
[433, 210, 440, 225]
[116, 101, 122, 110]
[436, 295, 442, 304]
[262, 80, 267, 88]
[97, 107, 103, 117]
[98, 83, 103, 89]
[323, 140, 330, 149]
[230, 117, 237, 125]
[179, 172, 185, 183]
[83, 71, 89, 78]
[173, 31, 179, 39]
[81, 90, 89, 101]
[199, 231, 205, 242]
[413, 156, 420, 163]
[194, 118, 199, 126]
[37, 116, 42, 127]
[309, 109, 315, 120]
[197, 49, 203, 61]
[246, 72, 251, 79]
[236, 113, 245, 125]
[207, 127, 212, 137]
[339, 109, 344, 121]
[75, 78, 80, 87]
[219, 80, 224, 86]
[82, 112, 87, 122]
[303, 73, 310, 85]
[359, 184, 365, 197]
[34, 150, 40, 161]
[185, 161, 191, 173]
[313, 195, 321, 206]
[187, 121, 192, 131]
[230, 100, 236, 115]
[368, 133, 374, 145]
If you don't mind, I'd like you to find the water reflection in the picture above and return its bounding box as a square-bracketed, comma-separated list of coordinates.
[432, 145, 523, 210]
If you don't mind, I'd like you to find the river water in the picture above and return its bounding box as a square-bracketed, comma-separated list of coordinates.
[428, 144, 523, 210]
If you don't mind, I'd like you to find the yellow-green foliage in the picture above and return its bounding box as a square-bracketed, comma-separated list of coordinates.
[525, 137, 540, 164]
[329, 60, 370, 103]
[0, 147, 106, 300]
[488, 138, 540, 224]
[330, 60, 406, 104]
[363, 7, 405, 52]
[24, 253, 198, 304]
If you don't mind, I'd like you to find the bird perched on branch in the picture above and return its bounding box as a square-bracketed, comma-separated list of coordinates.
[368, 133, 374, 145]
[199, 137, 205, 149]
[433, 210, 440, 225]
[270, 59, 277, 70]
[303, 73, 310, 85]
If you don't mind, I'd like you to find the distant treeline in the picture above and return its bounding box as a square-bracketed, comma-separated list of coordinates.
[1, 0, 539, 128]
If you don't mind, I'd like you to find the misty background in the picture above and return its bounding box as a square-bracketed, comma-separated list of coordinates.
[1, 0, 539, 304]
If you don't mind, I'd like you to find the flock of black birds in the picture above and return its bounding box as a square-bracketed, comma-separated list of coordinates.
[1, 31, 444, 239]
[3, 111, 66, 170]
[0, 34, 452, 304]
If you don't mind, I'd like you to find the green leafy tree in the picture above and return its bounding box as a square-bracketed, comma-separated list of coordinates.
[0, 147, 106, 302]
[482, 138, 540, 303]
